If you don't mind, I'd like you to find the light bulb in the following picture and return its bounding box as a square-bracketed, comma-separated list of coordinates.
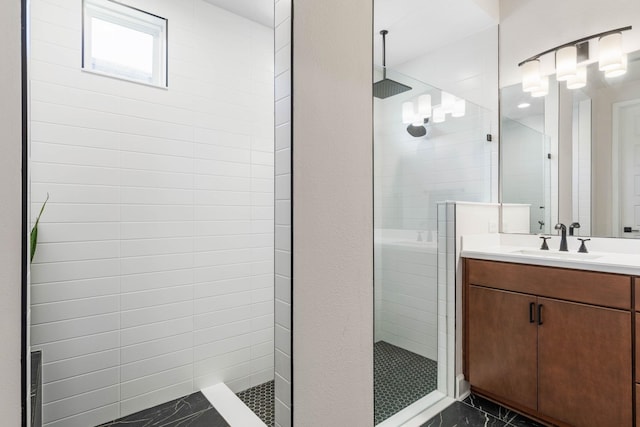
[566, 66, 587, 89]
[605, 53, 628, 78]
[418, 94, 432, 119]
[556, 45, 577, 81]
[599, 32, 624, 72]
[402, 102, 415, 124]
[531, 76, 549, 97]
[452, 99, 466, 118]
[522, 60, 542, 92]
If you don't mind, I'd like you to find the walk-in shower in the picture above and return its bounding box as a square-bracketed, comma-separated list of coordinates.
[27, 1, 281, 426]
[373, 66, 493, 425]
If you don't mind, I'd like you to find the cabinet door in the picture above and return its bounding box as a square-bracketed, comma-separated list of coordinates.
[537, 297, 632, 427]
[467, 285, 538, 410]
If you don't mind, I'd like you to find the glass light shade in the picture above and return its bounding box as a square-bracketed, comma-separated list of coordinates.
[531, 76, 549, 97]
[418, 94, 432, 119]
[599, 32, 624, 71]
[402, 102, 415, 124]
[441, 91, 456, 113]
[432, 106, 445, 123]
[522, 60, 543, 92]
[605, 53, 628, 78]
[555, 45, 577, 81]
[452, 99, 466, 118]
[566, 66, 587, 89]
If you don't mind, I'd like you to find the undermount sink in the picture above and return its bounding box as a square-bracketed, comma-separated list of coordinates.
[511, 249, 602, 260]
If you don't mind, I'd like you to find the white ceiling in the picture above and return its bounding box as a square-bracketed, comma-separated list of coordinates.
[203, 0, 274, 28]
[374, 0, 498, 67]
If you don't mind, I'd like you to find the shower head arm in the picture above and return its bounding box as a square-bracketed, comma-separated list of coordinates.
[380, 30, 388, 78]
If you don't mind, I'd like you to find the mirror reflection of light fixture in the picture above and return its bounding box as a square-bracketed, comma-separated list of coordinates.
[402, 91, 467, 136]
[605, 53, 628, 78]
[441, 91, 456, 113]
[418, 94, 432, 120]
[566, 66, 587, 89]
[452, 99, 466, 117]
[432, 106, 445, 123]
[518, 26, 632, 96]
[402, 102, 415, 124]
[531, 76, 549, 97]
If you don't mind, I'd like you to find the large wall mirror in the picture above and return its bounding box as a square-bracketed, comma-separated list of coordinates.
[499, 0, 640, 238]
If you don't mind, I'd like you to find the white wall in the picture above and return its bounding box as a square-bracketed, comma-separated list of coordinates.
[29, 1, 274, 425]
[292, 0, 374, 425]
[0, 0, 24, 425]
[273, 0, 292, 426]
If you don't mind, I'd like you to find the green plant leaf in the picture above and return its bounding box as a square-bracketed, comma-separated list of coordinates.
[30, 193, 49, 263]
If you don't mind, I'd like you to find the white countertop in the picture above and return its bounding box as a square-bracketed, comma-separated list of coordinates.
[460, 233, 640, 276]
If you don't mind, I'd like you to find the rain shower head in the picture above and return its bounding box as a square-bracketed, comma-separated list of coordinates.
[373, 30, 412, 99]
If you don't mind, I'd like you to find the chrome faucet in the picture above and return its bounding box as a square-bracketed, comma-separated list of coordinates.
[555, 223, 568, 251]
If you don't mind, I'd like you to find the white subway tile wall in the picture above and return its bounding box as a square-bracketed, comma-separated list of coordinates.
[274, 0, 292, 426]
[29, 1, 274, 426]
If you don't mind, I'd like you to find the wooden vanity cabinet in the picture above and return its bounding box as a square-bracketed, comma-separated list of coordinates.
[464, 259, 633, 427]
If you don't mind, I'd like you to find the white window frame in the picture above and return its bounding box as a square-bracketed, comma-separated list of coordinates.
[82, 0, 168, 87]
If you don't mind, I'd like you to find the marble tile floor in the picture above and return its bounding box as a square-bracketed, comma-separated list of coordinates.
[97, 391, 230, 427]
[421, 394, 545, 427]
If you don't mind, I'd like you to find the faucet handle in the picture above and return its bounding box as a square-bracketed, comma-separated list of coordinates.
[577, 238, 590, 253]
[539, 236, 552, 250]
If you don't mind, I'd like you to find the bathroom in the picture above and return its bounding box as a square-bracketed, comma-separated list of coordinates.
[2, 0, 636, 425]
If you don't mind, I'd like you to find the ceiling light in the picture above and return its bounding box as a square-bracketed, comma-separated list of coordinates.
[517, 102, 531, 109]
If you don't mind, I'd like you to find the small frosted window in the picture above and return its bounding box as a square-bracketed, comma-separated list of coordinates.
[83, 0, 167, 87]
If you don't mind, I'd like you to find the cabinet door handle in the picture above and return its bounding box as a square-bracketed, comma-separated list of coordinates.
[538, 304, 544, 325]
[529, 302, 536, 323]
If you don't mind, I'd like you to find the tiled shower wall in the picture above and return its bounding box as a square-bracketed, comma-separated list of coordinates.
[29, 1, 274, 426]
[273, 1, 292, 426]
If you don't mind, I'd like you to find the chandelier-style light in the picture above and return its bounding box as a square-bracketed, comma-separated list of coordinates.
[518, 26, 632, 97]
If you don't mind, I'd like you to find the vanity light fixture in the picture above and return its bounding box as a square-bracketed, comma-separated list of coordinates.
[518, 26, 632, 96]
[555, 45, 578, 81]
